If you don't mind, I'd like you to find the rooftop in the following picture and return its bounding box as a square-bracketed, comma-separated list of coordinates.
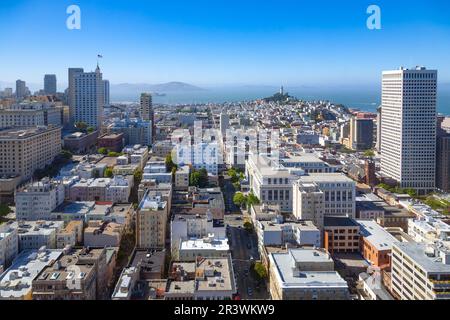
[0, 249, 63, 299]
[357, 220, 397, 251]
[324, 216, 359, 228]
[394, 242, 450, 273]
[270, 249, 348, 289]
[0, 126, 60, 140]
[298, 173, 354, 184]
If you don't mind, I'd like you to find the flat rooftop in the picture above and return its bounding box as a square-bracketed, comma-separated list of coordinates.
[0, 126, 60, 140]
[299, 173, 354, 183]
[180, 238, 229, 251]
[0, 250, 63, 299]
[394, 242, 450, 273]
[324, 216, 359, 227]
[270, 249, 348, 289]
[357, 220, 397, 251]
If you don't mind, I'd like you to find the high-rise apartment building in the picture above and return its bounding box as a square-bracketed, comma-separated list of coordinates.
[220, 111, 229, 137]
[103, 80, 110, 106]
[0, 126, 61, 183]
[74, 66, 104, 128]
[44, 74, 57, 95]
[15, 80, 27, 100]
[68, 68, 84, 125]
[292, 181, 325, 230]
[348, 116, 374, 151]
[380, 67, 437, 194]
[436, 116, 450, 192]
[376, 106, 382, 152]
[140, 93, 154, 143]
[136, 192, 168, 249]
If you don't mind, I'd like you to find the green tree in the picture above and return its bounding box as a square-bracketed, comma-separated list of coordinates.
[247, 192, 260, 208]
[134, 169, 143, 183]
[108, 151, 121, 157]
[233, 192, 247, 208]
[60, 149, 73, 160]
[104, 167, 114, 178]
[165, 153, 177, 172]
[74, 122, 88, 131]
[87, 127, 95, 133]
[98, 147, 108, 155]
[190, 168, 208, 188]
[364, 149, 375, 157]
[0, 204, 12, 217]
[254, 262, 268, 280]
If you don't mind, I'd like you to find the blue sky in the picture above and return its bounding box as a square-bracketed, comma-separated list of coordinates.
[0, 0, 450, 89]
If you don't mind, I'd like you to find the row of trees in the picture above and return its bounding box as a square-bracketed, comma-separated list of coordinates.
[233, 192, 260, 209]
[228, 167, 245, 190]
[97, 147, 124, 157]
[377, 183, 418, 197]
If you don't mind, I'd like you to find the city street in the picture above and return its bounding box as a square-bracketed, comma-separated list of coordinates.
[225, 214, 269, 300]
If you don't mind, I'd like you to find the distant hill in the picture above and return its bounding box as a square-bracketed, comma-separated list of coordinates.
[111, 82, 205, 95]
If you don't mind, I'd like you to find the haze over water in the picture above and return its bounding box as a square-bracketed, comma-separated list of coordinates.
[111, 85, 450, 115]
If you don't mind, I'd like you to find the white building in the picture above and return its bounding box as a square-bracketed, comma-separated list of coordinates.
[292, 181, 325, 230]
[0, 222, 19, 271]
[0, 249, 63, 300]
[178, 236, 229, 261]
[0, 102, 62, 129]
[391, 241, 450, 300]
[408, 216, 450, 244]
[256, 220, 321, 248]
[16, 221, 64, 250]
[171, 211, 225, 255]
[105, 176, 133, 203]
[269, 248, 349, 300]
[73, 65, 104, 128]
[15, 179, 65, 221]
[380, 67, 437, 194]
[176, 142, 219, 176]
[246, 154, 297, 212]
[296, 173, 355, 218]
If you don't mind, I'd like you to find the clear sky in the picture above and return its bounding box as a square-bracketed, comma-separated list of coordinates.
[1, 0, 450, 88]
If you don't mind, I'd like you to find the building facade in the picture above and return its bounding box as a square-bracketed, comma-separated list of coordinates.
[380, 67, 437, 194]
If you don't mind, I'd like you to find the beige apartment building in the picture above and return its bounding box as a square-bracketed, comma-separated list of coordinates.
[136, 191, 169, 249]
[32, 248, 114, 300]
[292, 181, 325, 230]
[0, 126, 61, 182]
[391, 242, 450, 300]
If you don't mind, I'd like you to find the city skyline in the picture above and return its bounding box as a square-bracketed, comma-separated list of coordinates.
[0, 0, 450, 87]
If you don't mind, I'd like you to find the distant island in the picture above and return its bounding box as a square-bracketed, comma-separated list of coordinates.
[263, 88, 297, 104]
[111, 81, 205, 96]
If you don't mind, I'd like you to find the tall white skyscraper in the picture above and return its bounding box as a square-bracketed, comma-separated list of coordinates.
[103, 80, 110, 106]
[68, 68, 84, 125]
[44, 74, 57, 94]
[380, 67, 437, 194]
[73, 65, 104, 128]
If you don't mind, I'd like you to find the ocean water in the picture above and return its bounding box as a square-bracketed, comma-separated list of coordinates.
[111, 85, 450, 115]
